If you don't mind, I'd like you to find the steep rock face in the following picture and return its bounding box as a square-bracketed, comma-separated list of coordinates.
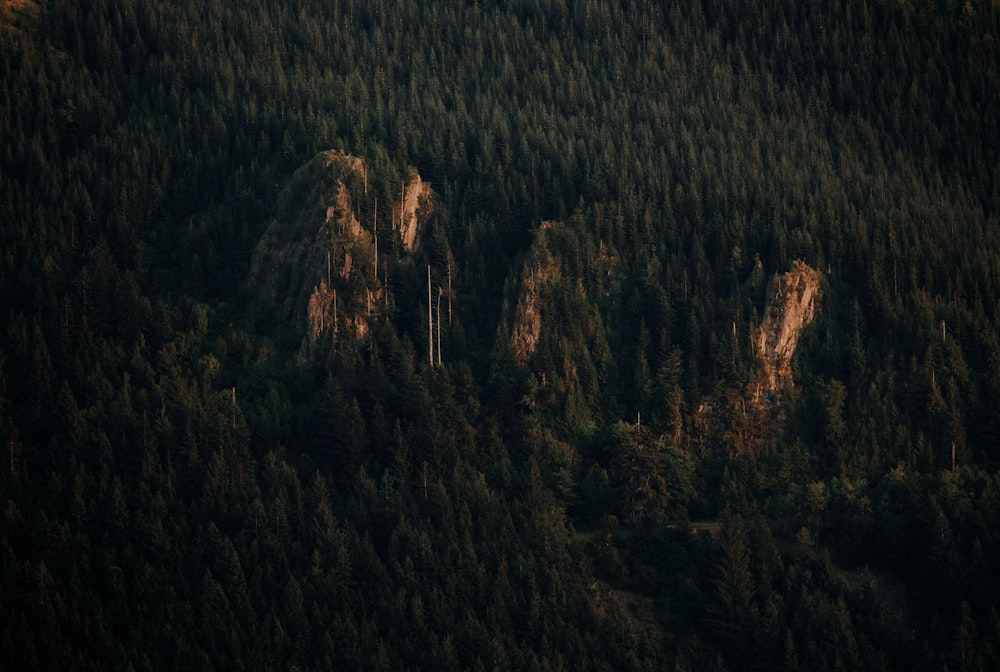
[754, 260, 822, 392]
[689, 260, 822, 457]
[398, 174, 432, 252]
[247, 152, 348, 332]
[247, 150, 429, 361]
[510, 222, 561, 367]
[508, 221, 621, 370]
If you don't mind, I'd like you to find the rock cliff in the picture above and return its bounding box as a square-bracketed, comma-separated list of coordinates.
[398, 174, 432, 252]
[753, 260, 822, 392]
[510, 222, 562, 367]
[246, 150, 431, 361]
[686, 261, 822, 456]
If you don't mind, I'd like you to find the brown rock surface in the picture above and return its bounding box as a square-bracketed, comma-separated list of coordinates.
[510, 223, 561, 367]
[398, 174, 432, 252]
[247, 150, 426, 361]
[753, 260, 822, 392]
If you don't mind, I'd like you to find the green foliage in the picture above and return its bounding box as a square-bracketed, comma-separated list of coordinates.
[2, 0, 1000, 669]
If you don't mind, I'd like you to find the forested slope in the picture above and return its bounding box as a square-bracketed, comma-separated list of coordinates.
[2, 0, 999, 669]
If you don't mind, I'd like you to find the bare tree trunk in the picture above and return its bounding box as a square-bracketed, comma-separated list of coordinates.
[428, 265, 433, 366]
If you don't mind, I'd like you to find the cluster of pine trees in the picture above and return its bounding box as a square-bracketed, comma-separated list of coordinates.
[2, 0, 999, 669]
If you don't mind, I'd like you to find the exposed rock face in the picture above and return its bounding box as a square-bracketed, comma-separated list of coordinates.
[247, 152, 348, 332]
[511, 222, 561, 367]
[688, 260, 821, 457]
[247, 150, 428, 362]
[398, 174, 431, 252]
[754, 260, 822, 392]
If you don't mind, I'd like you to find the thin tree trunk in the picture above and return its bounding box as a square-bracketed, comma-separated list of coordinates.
[428, 265, 433, 366]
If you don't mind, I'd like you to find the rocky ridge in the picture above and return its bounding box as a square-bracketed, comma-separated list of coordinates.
[246, 150, 432, 361]
[510, 222, 562, 367]
[398, 174, 431, 252]
[754, 259, 822, 393]
[693, 259, 823, 455]
[507, 225, 821, 457]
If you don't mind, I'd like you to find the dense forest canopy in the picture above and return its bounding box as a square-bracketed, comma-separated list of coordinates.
[2, 0, 1000, 669]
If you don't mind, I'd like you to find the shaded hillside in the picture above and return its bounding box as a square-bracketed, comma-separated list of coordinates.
[2, 0, 1000, 671]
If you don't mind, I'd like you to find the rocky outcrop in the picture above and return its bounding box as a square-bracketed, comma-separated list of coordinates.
[510, 222, 561, 367]
[246, 150, 430, 362]
[754, 260, 822, 392]
[688, 260, 822, 457]
[247, 152, 349, 332]
[398, 174, 432, 252]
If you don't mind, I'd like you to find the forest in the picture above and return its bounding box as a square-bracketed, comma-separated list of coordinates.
[2, 0, 999, 669]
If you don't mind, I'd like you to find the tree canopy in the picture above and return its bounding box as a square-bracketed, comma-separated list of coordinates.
[2, 0, 999, 669]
